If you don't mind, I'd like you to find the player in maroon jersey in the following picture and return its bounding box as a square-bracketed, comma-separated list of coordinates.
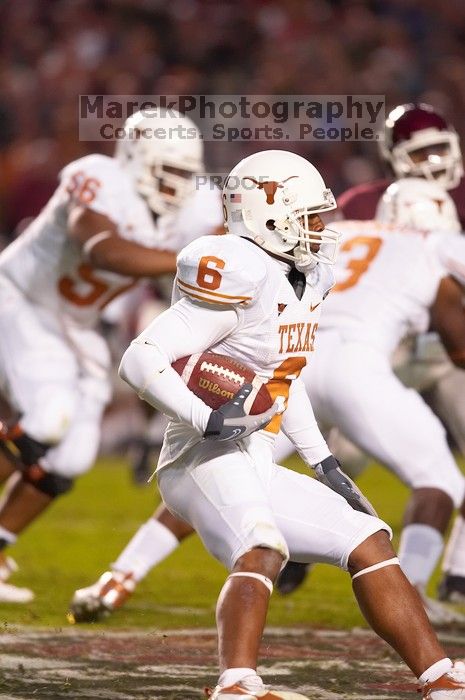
[338, 103, 465, 225]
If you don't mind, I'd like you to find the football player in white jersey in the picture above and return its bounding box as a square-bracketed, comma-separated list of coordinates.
[337, 105, 465, 606]
[274, 178, 465, 625]
[114, 150, 465, 700]
[0, 108, 220, 603]
[378, 179, 465, 606]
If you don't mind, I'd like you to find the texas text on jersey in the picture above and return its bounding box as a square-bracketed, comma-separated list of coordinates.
[156, 232, 334, 470]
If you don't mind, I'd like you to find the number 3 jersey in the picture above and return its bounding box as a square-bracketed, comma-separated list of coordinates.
[156, 233, 334, 469]
[319, 219, 447, 356]
[0, 154, 222, 329]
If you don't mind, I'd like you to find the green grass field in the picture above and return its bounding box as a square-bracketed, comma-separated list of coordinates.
[0, 454, 424, 632]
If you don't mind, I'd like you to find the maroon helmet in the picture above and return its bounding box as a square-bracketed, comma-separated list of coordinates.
[379, 103, 463, 190]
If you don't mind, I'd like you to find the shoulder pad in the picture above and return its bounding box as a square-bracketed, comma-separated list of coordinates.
[59, 155, 128, 219]
[176, 234, 267, 307]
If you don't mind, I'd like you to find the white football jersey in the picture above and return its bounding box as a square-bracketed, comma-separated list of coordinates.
[429, 231, 465, 288]
[148, 184, 223, 300]
[156, 233, 334, 468]
[320, 220, 446, 355]
[0, 154, 159, 328]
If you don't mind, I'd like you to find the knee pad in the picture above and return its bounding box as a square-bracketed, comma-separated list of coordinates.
[41, 391, 106, 478]
[21, 387, 77, 444]
[237, 521, 289, 566]
[23, 466, 74, 497]
[42, 417, 101, 478]
[8, 430, 50, 467]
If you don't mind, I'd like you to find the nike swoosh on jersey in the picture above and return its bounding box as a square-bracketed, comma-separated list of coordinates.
[309, 302, 321, 312]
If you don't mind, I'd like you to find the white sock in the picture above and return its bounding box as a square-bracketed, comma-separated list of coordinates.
[442, 515, 465, 576]
[112, 518, 179, 582]
[0, 525, 17, 545]
[398, 524, 444, 587]
[419, 657, 452, 684]
[218, 668, 262, 690]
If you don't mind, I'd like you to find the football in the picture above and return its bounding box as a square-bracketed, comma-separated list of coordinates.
[172, 352, 273, 413]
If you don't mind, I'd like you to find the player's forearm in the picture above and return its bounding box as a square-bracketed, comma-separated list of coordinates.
[445, 349, 465, 370]
[281, 377, 331, 466]
[88, 237, 177, 278]
[430, 276, 465, 370]
[119, 340, 211, 433]
[119, 298, 238, 432]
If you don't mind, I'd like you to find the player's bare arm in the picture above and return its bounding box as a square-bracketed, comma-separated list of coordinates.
[430, 275, 465, 369]
[68, 205, 177, 278]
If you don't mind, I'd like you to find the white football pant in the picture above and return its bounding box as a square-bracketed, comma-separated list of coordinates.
[157, 432, 390, 571]
[302, 330, 465, 508]
[0, 276, 111, 477]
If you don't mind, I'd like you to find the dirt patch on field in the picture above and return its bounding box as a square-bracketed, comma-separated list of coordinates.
[0, 626, 464, 699]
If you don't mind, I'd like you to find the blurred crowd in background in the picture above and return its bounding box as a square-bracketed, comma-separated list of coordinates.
[1, 0, 465, 242]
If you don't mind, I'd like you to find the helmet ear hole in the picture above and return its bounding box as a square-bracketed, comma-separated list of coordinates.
[266, 219, 276, 230]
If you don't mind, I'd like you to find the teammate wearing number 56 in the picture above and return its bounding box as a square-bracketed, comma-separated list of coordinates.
[117, 150, 465, 699]
[0, 109, 222, 603]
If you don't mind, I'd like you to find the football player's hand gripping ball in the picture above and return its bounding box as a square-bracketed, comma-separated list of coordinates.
[204, 383, 279, 441]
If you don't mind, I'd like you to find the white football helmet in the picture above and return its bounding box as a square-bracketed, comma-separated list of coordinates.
[114, 108, 204, 215]
[223, 150, 339, 266]
[376, 177, 461, 233]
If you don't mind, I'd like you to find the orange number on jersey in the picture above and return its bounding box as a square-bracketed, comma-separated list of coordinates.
[58, 264, 109, 306]
[333, 236, 382, 292]
[58, 264, 134, 308]
[265, 356, 307, 434]
[196, 255, 225, 290]
[66, 171, 101, 205]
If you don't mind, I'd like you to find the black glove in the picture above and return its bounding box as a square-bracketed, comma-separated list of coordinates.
[314, 455, 378, 517]
[204, 383, 278, 441]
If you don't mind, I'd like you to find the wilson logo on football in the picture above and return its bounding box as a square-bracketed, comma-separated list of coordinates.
[198, 378, 235, 400]
[243, 176, 298, 204]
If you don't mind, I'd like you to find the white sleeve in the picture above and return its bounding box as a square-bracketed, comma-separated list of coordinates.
[280, 377, 331, 466]
[436, 233, 465, 287]
[119, 297, 238, 433]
